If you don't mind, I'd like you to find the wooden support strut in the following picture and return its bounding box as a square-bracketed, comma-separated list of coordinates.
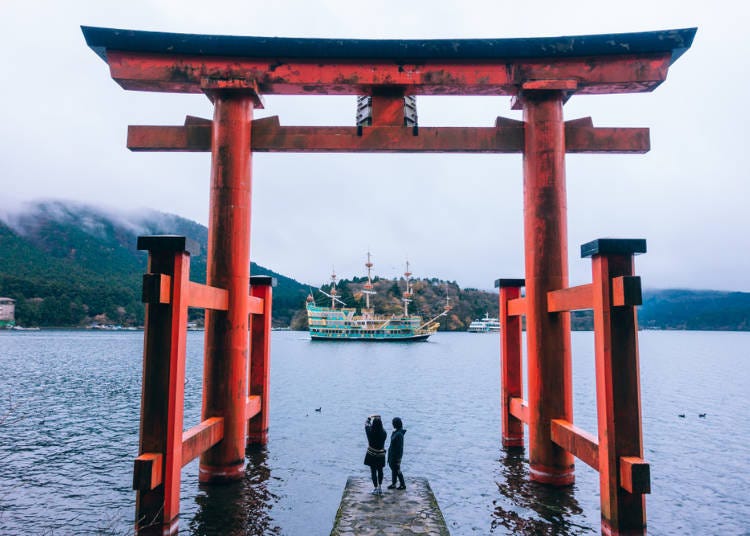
[134, 235, 198, 535]
[133, 417, 227, 492]
[496, 278, 525, 448]
[248, 275, 274, 445]
[141, 273, 264, 313]
[499, 238, 650, 534]
[550, 419, 599, 471]
[584, 238, 649, 535]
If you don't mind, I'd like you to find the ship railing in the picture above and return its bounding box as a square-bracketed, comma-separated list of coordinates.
[497, 238, 649, 533]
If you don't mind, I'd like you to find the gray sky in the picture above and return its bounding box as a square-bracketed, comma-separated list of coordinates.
[1, 1, 748, 291]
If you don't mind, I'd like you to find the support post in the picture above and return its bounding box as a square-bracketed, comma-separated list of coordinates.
[135, 235, 197, 535]
[584, 238, 648, 535]
[200, 91, 256, 482]
[520, 90, 574, 485]
[248, 276, 274, 444]
[496, 278, 525, 448]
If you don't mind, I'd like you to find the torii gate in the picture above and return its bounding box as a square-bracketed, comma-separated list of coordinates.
[83, 25, 695, 536]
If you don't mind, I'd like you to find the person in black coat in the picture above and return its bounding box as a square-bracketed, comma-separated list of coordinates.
[364, 415, 387, 495]
[387, 417, 406, 490]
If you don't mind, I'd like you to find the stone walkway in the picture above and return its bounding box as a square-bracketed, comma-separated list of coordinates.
[330, 476, 450, 536]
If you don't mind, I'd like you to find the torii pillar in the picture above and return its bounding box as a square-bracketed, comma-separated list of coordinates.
[517, 85, 575, 485]
[199, 80, 262, 482]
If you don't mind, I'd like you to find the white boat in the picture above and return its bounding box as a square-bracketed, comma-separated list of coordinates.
[468, 313, 500, 333]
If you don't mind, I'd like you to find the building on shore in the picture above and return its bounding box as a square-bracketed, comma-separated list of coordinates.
[0, 297, 16, 328]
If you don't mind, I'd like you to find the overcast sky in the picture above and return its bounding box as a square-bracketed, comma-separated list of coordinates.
[1, 1, 748, 291]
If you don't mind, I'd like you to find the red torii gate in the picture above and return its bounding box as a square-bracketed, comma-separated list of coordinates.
[83, 25, 695, 535]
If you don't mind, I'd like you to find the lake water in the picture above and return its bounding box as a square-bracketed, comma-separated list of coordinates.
[0, 330, 748, 535]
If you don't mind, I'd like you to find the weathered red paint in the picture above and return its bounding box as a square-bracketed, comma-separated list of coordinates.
[619, 456, 650, 495]
[521, 90, 575, 486]
[181, 417, 225, 467]
[163, 251, 189, 522]
[133, 452, 162, 492]
[514, 240, 650, 532]
[135, 243, 192, 535]
[133, 418, 226, 495]
[508, 397, 529, 423]
[591, 251, 648, 534]
[369, 91, 407, 126]
[550, 419, 599, 470]
[127, 121, 649, 154]
[105, 50, 672, 95]
[499, 284, 524, 448]
[612, 275, 643, 307]
[547, 283, 593, 312]
[187, 281, 229, 310]
[199, 93, 255, 483]
[246, 395, 262, 420]
[507, 296, 526, 316]
[248, 280, 272, 444]
[248, 295, 265, 315]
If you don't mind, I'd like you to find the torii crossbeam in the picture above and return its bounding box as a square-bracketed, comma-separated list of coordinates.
[83, 25, 695, 536]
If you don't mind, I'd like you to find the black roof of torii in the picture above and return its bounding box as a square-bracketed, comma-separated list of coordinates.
[82, 26, 696, 64]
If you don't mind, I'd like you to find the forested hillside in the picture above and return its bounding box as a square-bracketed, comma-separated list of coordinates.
[2, 200, 749, 331]
[640, 289, 750, 331]
[293, 276, 499, 331]
[0, 201, 308, 327]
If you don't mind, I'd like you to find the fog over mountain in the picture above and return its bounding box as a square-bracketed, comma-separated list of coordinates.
[0, 199, 308, 327]
[2, 199, 205, 247]
[1, 199, 748, 331]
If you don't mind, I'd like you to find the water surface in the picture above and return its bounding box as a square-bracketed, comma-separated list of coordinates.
[0, 330, 748, 535]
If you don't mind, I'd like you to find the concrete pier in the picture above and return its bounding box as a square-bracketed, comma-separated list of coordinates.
[331, 476, 450, 536]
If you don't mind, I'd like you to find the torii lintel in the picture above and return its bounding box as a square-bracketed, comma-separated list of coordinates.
[82, 26, 696, 97]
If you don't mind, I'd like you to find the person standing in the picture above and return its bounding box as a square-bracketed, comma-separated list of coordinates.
[364, 415, 387, 495]
[387, 417, 406, 490]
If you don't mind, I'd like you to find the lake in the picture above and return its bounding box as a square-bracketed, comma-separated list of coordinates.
[0, 330, 748, 535]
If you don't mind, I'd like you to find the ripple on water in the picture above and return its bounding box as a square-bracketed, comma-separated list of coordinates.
[0, 330, 748, 534]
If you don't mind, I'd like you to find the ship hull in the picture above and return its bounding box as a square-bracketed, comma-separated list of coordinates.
[306, 304, 438, 342]
[310, 332, 432, 342]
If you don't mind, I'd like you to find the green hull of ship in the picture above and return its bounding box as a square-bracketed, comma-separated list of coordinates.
[306, 304, 437, 342]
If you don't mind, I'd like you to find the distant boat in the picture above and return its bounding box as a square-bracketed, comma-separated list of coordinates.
[468, 313, 500, 333]
[11, 326, 41, 331]
[87, 324, 138, 331]
[306, 254, 448, 342]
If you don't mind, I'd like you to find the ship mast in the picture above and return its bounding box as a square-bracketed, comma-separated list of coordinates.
[402, 260, 413, 316]
[330, 268, 338, 309]
[363, 251, 376, 310]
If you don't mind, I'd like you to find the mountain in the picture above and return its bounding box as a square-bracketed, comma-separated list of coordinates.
[304, 276, 497, 332]
[302, 277, 750, 332]
[2, 200, 749, 331]
[0, 200, 308, 327]
[640, 289, 750, 331]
